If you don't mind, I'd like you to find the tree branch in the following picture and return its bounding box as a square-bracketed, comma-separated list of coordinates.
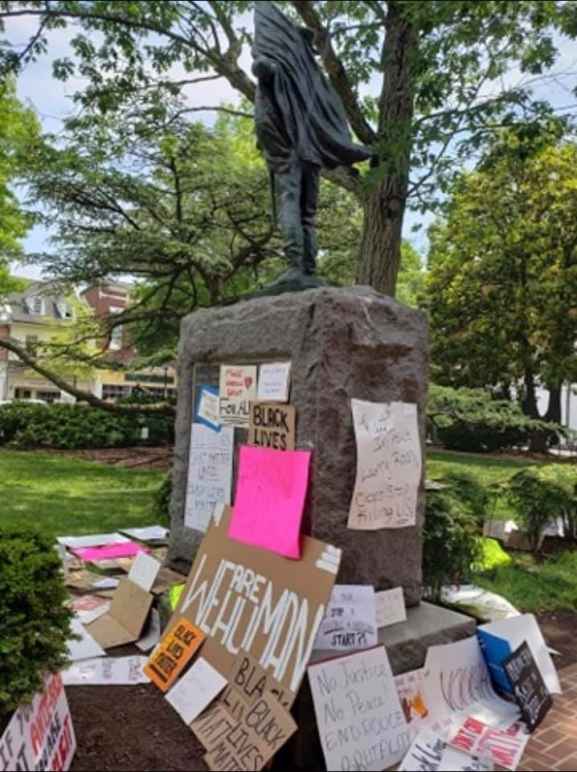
[0, 338, 175, 415]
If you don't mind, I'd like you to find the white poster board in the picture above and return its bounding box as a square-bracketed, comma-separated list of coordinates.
[219, 365, 257, 427]
[257, 362, 291, 403]
[348, 400, 422, 530]
[62, 656, 149, 686]
[185, 424, 234, 532]
[314, 585, 378, 651]
[376, 587, 407, 628]
[308, 647, 411, 772]
[0, 674, 76, 772]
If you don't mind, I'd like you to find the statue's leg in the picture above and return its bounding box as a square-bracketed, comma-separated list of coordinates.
[301, 164, 320, 275]
[275, 160, 305, 270]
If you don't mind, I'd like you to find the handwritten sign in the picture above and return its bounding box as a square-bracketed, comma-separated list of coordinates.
[376, 587, 407, 628]
[400, 731, 492, 772]
[166, 657, 227, 724]
[314, 585, 378, 651]
[170, 506, 340, 699]
[219, 365, 257, 427]
[0, 674, 76, 772]
[308, 647, 411, 772]
[62, 656, 148, 686]
[197, 386, 222, 432]
[257, 362, 291, 403]
[185, 424, 234, 533]
[228, 446, 311, 559]
[348, 400, 421, 530]
[504, 642, 552, 731]
[202, 691, 297, 771]
[395, 669, 430, 733]
[128, 553, 161, 593]
[144, 617, 205, 692]
[449, 717, 529, 771]
[248, 403, 296, 451]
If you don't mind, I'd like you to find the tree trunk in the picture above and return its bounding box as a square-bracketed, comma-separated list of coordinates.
[545, 383, 562, 423]
[357, 2, 417, 296]
[521, 367, 540, 419]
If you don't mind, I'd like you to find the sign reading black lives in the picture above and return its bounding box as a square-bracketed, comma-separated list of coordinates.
[503, 641, 553, 731]
[248, 403, 296, 451]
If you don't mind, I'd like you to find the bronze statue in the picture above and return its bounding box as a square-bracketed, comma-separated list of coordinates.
[253, 1, 371, 293]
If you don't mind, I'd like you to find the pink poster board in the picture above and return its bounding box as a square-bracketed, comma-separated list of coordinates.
[73, 542, 148, 562]
[228, 445, 311, 559]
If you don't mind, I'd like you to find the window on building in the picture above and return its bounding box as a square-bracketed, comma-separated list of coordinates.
[102, 384, 131, 401]
[56, 302, 74, 320]
[108, 306, 124, 351]
[14, 388, 32, 400]
[37, 390, 61, 404]
[25, 335, 39, 353]
[28, 296, 44, 315]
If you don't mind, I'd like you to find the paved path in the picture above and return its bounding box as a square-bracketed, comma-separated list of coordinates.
[522, 663, 577, 771]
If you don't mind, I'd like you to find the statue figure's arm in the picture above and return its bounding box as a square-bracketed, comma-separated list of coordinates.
[252, 54, 278, 84]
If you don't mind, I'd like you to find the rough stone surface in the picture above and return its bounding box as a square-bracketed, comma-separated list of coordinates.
[168, 286, 429, 606]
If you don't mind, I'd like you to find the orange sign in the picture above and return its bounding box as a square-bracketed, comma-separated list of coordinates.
[144, 618, 205, 692]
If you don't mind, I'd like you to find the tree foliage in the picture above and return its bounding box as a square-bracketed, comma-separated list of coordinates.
[2, 1, 576, 294]
[426, 131, 577, 421]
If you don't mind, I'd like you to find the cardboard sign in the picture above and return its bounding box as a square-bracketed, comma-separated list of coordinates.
[313, 585, 378, 651]
[62, 656, 149, 686]
[170, 506, 341, 699]
[309, 647, 411, 772]
[192, 704, 238, 753]
[248, 403, 296, 451]
[0, 673, 76, 772]
[203, 691, 297, 771]
[219, 365, 257, 427]
[136, 608, 162, 653]
[197, 386, 222, 432]
[128, 553, 162, 593]
[376, 587, 407, 628]
[67, 616, 106, 662]
[449, 717, 528, 771]
[478, 614, 561, 697]
[144, 617, 205, 692]
[225, 650, 292, 709]
[228, 446, 311, 559]
[503, 642, 552, 731]
[86, 577, 153, 649]
[400, 731, 492, 772]
[257, 362, 291, 403]
[185, 424, 234, 533]
[348, 400, 422, 530]
[166, 657, 227, 724]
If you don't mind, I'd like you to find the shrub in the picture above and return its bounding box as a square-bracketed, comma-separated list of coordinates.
[153, 473, 172, 527]
[504, 466, 577, 552]
[423, 485, 484, 602]
[0, 529, 72, 717]
[428, 385, 561, 453]
[0, 402, 173, 450]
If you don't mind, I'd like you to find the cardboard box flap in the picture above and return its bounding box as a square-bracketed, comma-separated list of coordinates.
[87, 615, 135, 650]
[110, 578, 153, 639]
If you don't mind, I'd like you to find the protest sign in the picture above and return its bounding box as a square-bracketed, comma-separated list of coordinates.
[120, 525, 169, 543]
[62, 656, 149, 686]
[57, 533, 128, 549]
[166, 658, 227, 725]
[395, 669, 430, 731]
[0, 674, 76, 772]
[308, 647, 411, 772]
[449, 717, 528, 771]
[128, 553, 162, 593]
[478, 614, 560, 696]
[399, 731, 492, 772]
[503, 642, 552, 731]
[197, 386, 222, 432]
[144, 617, 205, 692]
[202, 690, 297, 771]
[248, 403, 296, 451]
[73, 542, 147, 562]
[86, 577, 153, 649]
[136, 608, 162, 653]
[228, 446, 311, 559]
[376, 587, 407, 628]
[170, 506, 341, 699]
[67, 616, 105, 662]
[314, 585, 378, 651]
[219, 365, 257, 427]
[70, 595, 110, 626]
[348, 400, 422, 530]
[185, 424, 234, 533]
[223, 650, 292, 710]
[257, 362, 291, 403]
[192, 704, 238, 753]
[423, 637, 517, 725]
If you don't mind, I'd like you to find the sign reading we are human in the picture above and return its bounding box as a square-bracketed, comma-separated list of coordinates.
[348, 400, 422, 530]
[170, 506, 341, 699]
[0, 674, 76, 772]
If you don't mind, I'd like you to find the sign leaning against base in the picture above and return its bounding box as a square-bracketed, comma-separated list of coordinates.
[170, 506, 342, 701]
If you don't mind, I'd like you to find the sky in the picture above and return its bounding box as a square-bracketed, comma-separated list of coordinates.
[5, 11, 577, 281]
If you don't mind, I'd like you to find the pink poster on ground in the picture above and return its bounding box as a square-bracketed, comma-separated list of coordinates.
[73, 542, 148, 562]
[228, 445, 311, 559]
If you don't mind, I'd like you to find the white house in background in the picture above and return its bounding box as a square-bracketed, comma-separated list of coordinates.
[535, 385, 577, 433]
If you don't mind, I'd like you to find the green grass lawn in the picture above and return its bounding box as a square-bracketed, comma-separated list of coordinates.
[0, 449, 165, 539]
